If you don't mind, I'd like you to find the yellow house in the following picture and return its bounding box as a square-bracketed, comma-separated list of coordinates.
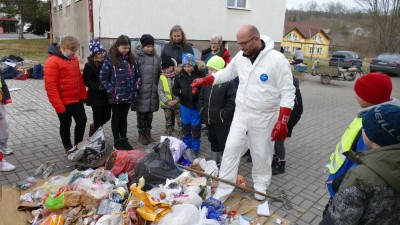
[282, 21, 330, 59]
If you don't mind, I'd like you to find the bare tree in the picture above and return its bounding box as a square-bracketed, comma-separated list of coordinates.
[356, 0, 400, 53]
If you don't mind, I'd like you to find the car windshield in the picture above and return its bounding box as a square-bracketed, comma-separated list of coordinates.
[377, 54, 400, 62]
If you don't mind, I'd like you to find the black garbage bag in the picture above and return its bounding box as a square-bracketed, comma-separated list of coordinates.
[133, 138, 182, 191]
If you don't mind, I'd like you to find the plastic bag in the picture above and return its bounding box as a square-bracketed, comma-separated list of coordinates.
[193, 158, 219, 176]
[130, 186, 171, 222]
[104, 150, 147, 183]
[44, 193, 65, 210]
[133, 139, 182, 191]
[67, 127, 114, 168]
[173, 191, 203, 207]
[154, 204, 218, 225]
[160, 136, 187, 163]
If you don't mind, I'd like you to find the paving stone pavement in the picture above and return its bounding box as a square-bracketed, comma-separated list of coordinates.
[1, 74, 399, 224]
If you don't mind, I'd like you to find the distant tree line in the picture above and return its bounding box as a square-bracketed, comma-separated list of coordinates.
[286, 0, 400, 57]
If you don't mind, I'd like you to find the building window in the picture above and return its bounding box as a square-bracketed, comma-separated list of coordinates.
[317, 47, 323, 54]
[312, 35, 317, 41]
[309, 47, 314, 54]
[227, 0, 246, 8]
[318, 34, 323, 42]
[292, 47, 297, 54]
[284, 46, 290, 53]
[292, 34, 298, 41]
[287, 34, 292, 40]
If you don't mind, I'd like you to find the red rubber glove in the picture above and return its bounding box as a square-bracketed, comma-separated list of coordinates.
[4, 99, 12, 105]
[271, 107, 291, 141]
[191, 75, 215, 94]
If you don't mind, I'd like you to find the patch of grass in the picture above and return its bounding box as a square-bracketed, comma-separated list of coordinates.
[0, 39, 49, 63]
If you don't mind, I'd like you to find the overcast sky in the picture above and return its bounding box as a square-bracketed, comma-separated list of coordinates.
[286, 0, 360, 10]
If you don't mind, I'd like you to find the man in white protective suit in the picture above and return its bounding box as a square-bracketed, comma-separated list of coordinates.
[191, 24, 295, 202]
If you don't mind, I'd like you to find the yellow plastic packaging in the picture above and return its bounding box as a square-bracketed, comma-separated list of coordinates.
[129, 186, 171, 222]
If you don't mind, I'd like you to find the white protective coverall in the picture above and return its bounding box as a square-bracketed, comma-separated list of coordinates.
[212, 35, 295, 202]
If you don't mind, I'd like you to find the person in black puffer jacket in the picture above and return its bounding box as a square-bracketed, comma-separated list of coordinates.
[272, 75, 303, 175]
[172, 53, 204, 155]
[83, 39, 111, 137]
[198, 56, 237, 165]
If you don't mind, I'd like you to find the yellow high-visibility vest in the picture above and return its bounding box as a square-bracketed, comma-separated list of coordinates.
[328, 117, 362, 174]
[159, 75, 179, 107]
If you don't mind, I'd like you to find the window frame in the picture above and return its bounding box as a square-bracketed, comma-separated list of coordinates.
[227, 0, 249, 10]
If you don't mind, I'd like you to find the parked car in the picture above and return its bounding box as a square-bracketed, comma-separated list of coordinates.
[23, 23, 31, 33]
[370, 53, 400, 76]
[130, 38, 201, 61]
[328, 51, 362, 68]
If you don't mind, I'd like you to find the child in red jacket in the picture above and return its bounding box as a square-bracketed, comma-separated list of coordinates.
[44, 36, 88, 154]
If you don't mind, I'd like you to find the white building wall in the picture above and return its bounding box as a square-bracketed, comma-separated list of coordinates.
[92, 0, 285, 43]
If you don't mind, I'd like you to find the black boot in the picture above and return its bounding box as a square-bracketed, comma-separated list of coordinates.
[146, 130, 155, 143]
[138, 131, 149, 145]
[271, 155, 279, 168]
[272, 160, 286, 175]
[120, 138, 133, 150]
[114, 139, 122, 149]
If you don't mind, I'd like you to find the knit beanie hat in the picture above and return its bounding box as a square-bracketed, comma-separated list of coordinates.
[182, 53, 196, 67]
[206, 55, 225, 71]
[140, 34, 155, 47]
[354, 73, 392, 104]
[89, 38, 106, 56]
[362, 104, 400, 147]
[161, 56, 176, 69]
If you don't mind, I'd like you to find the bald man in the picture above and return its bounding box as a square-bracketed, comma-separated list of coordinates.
[192, 25, 295, 202]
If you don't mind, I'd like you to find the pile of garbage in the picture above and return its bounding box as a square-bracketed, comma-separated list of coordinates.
[5, 127, 293, 225]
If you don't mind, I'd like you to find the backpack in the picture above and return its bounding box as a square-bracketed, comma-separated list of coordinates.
[1, 64, 16, 79]
[14, 68, 29, 80]
[32, 64, 44, 79]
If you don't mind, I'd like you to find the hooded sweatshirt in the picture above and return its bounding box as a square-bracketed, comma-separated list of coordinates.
[44, 43, 87, 113]
[321, 143, 400, 225]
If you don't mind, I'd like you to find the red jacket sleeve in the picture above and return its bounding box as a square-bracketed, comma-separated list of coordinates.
[44, 56, 66, 114]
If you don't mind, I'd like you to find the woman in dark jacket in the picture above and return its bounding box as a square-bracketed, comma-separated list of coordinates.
[161, 25, 194, 64]
[83, 39, 111, 137]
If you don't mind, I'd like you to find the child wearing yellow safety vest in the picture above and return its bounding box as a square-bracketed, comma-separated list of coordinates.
[158, 56, 182, 136]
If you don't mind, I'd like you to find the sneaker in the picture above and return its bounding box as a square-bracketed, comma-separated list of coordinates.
[0, 146, 13, 155]
[0, 160, 16, 172]
[42, 163, 55, 179]
[34, 161, 50, 177]
[254, 193, 266, 201]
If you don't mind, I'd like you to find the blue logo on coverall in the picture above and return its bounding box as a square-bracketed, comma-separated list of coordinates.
[260, 73, 268, 82]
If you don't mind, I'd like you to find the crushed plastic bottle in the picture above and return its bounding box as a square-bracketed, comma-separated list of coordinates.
[16, 176, 37, 190]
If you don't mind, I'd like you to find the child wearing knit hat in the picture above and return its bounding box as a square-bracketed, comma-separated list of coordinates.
[172, 53, 205, 156]
[131, 34, 161, 145]
[158, 56, 182, 136]
[197, 56, 237, 164]
[83, 38, 110, 138]
[323, 72, 399, 215]
[321, 104, 400, 225]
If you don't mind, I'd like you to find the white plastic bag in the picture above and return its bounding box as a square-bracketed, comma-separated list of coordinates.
[160, 136, 187, 163]
[193, 158, 219, 176]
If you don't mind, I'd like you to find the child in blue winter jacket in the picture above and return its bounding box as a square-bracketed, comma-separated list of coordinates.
[100, 35, 141, 150]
